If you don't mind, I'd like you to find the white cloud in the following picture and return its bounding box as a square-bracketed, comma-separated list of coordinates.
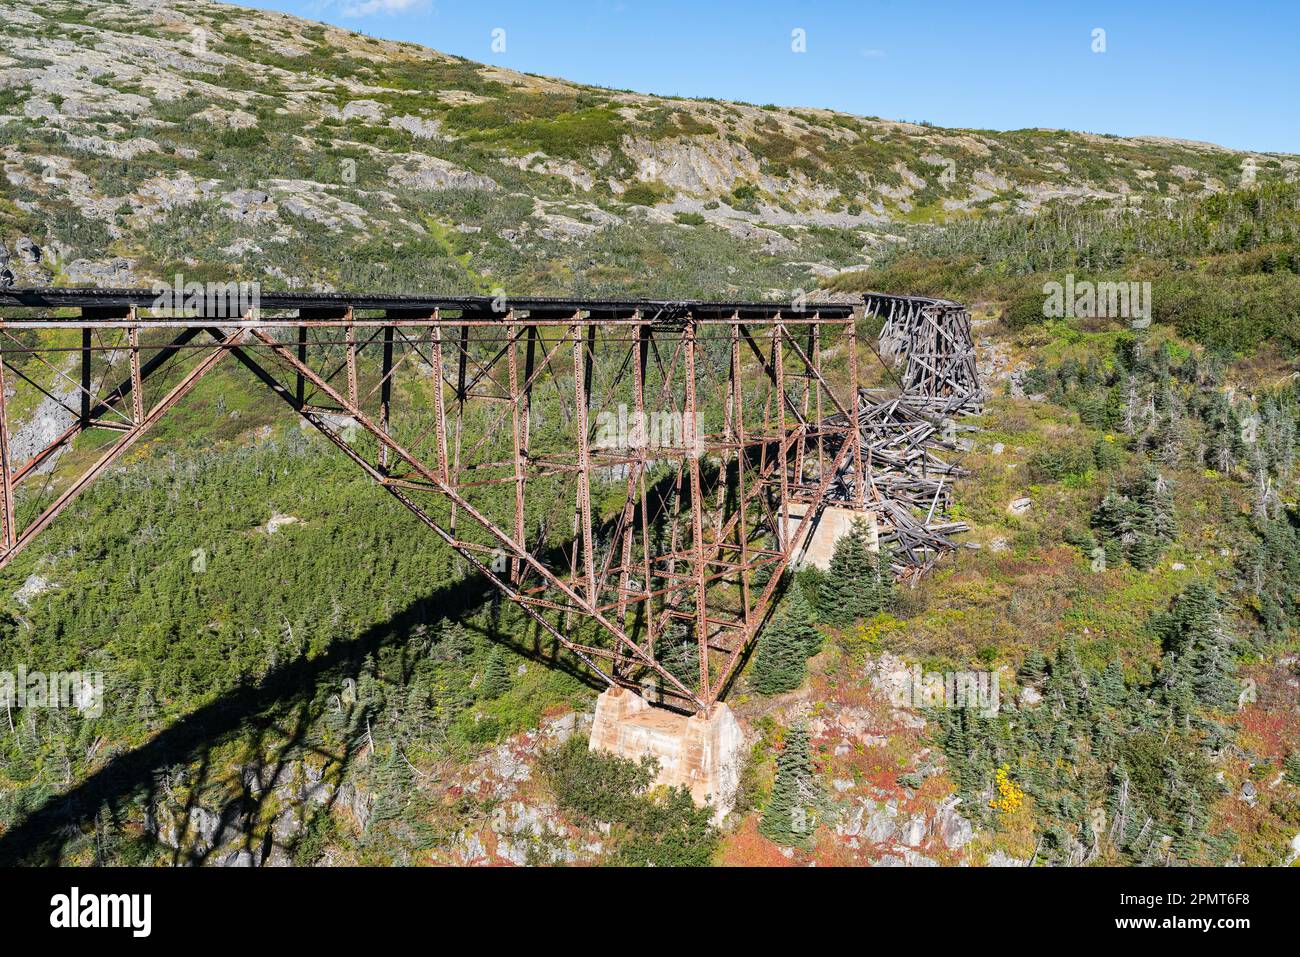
[338, 0, 430, 16]
[860, 48, 886, 59]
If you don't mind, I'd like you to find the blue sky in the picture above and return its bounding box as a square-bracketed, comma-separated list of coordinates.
[244, 0, 1299, 154]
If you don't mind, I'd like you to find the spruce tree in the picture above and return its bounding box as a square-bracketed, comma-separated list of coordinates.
[1134, 465, 1177, 544]
[1047, 637, 1089, 720]
[1153, 582, 1239, 727]
[1166, 757, 1207, 862]
[433, 620, 472, 662]
[1098, 659, 1127, 710]
[783, 583, 822, 657]
[1127, 533, 1160, 571]
[1019, 650, 1048, 685]
[819, 519, 871, 623]
[819, 519, 891, 624]
[760, 722, 820, 849]
[751, 615, 805, 695]
[479, 646, 513, 698]
[1093, 466, 1176, 569]
[1284, 752, 1300, 787]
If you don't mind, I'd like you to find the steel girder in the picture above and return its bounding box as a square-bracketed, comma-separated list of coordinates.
[0, 294, 880, 714]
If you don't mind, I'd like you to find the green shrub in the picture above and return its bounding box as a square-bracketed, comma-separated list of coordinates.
[1002, 292, 1047, 330]
[622, 181, 670, 207]
[538, 736, 718, 866]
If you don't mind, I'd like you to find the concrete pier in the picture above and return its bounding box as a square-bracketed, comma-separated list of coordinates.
[784, 504, 878, 570]
[589, 688, 744, 822]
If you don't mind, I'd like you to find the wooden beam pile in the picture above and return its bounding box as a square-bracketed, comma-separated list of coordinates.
[820, 294, 984, 577]
[855, 389, 974, 576]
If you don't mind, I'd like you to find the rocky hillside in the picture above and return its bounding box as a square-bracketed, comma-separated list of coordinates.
[3, 0, 1299, 870]
[2, 0, 1296, 298]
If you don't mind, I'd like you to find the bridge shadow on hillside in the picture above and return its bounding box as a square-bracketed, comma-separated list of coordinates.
[0, 461, 737, 866]
[0, 566, 606, 867]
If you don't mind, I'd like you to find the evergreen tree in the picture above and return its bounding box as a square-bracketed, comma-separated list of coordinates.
[760, 722, 820, 849]
[784, 583, 823, 657]
[750, 616, 806, 695]
[1284, 752, 1300, 787]
[432, 620, 473, 662]
[657, 618, 699, 688]
[1166, 757, 1208, 862]
[819, 519, 871, 623]
[1019, 650, 1048, 685]
[479, 646, 513, 698]
[1092, 465, 1176, 569]
[1047, 637, 1090, 720]
[1152, 582, 1239, 742]
[751, 582, 823, 695]
[1098, 659, 1127, 711]
[819, 520, 892, 624]
[1127, 533, 1160, 571]
[1134, 465, 1177, 543]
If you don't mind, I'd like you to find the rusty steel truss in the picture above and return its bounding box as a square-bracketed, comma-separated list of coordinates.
[0, 288, 977, 714]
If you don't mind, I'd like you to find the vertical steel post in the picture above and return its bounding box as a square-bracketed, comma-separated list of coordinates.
[379, 323, 394, 471]
[295, 324, 307, 407]
[345, 307, 358, 407]
[847, 312, 865, 508]
[430, 313, 449, 485]
[80, 327, 91, 427]
[775, 318, 789, 550]
[731, 317, 750, 623]
[616, 313, 644, 632]
[0, 350, 15, 552]
[452, 322, 469, 525]
[128, 310, 144, 426]
[637, 322, 655, 656]
[572, 318, 597, 604]
[684, 317, 710, 711]
[812, 319, 823, 488]
[507, 314, 525, 585]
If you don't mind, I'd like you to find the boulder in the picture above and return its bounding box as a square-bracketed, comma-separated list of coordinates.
[15, 574, 57, 607]
[341, 99, 385, 122]
[14, 237, 40, 264]
[388, 154, 498, 192]
[862, 803, 898, 843]
[388, 114, 443, 140]
[985, 849, 1028, 867]
[64, 257, 136, 286]
[1019, 686, 1043, 707]
[935, 800, 974, 849]
[222, 188, 278, 224]
[900, 814, 929, 847]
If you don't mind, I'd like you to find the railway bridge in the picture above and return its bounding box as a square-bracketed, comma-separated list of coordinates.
[0, 287, 978, 812]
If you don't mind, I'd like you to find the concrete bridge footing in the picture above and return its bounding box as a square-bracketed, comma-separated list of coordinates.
[589, 688, 744, 823]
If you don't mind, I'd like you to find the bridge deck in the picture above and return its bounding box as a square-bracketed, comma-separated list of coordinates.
[0, 287, 860, 324]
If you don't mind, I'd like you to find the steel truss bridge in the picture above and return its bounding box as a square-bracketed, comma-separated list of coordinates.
[0, 288, 978, 714]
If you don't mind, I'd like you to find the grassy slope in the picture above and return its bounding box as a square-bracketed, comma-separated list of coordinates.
[1, 0, 1295, 300]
